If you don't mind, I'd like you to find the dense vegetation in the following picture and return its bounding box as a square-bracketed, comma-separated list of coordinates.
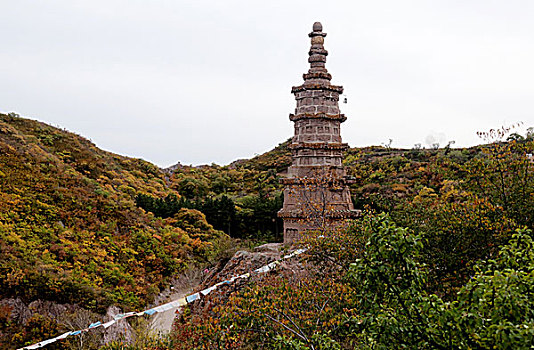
[0, 113, 230, 348]
[2, 112, 533, 349]
[166, 216, 533, 349]
[162, 129, 534, 349]
[151, 140, 292, 241]
[135, 191, 283, 241]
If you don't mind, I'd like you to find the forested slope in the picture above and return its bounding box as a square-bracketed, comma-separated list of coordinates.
[0, 113, 227, 347]
[2, 112, 534, 349]
[165, 129, 534, 349]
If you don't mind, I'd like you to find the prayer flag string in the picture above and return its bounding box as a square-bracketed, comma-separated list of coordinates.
[17, 248, 306, 350]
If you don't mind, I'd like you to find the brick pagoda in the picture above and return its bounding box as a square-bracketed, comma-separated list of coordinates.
[278, 22, 358, 244]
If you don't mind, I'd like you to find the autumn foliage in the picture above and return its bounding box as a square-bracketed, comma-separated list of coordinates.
[0, 113, 228, 348]
[165, 131, 534, 348]
[2, 112, 534, 349]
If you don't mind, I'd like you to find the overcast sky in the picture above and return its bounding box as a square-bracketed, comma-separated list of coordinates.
[1, 0, 533, 167]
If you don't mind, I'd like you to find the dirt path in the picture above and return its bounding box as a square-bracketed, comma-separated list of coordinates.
[148, 268, 204, 335]
[148, 244, 282, 335]
[149, 289, 192, 335]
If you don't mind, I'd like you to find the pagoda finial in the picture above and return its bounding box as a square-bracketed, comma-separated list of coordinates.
[304, 22, 331, 83]
[312, 22, 322, 32]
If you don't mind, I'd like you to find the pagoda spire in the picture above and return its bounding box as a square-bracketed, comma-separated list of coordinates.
[304, 22, 332, 84]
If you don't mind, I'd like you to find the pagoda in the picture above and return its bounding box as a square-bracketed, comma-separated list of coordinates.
[278, 22, 358, 244]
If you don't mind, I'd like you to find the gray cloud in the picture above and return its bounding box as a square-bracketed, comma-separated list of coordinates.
[1, 0, 533, 166]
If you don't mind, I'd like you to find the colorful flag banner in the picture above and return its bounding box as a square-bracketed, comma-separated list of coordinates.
[102, 320, 116, 329]
[113, 312, 135, 320]
[153, 303, 174, 312]
[215, 280, 232, 287]
[167, 298, 186, 308]
[254, 265, 270, 273]
[88, 321, 102, 329]
[17, 247, 307, 350]
[144, 309, 157, 315]
[186, 292, 200, 303]
[55, 332, 71, 340]
[39, 339, 55, 346]
[200, 286, 217, 295]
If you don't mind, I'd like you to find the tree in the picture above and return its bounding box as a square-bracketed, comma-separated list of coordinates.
[463, 141, 534, 228]
[507, 133, 525, 142]
[346, 216, 534, 349]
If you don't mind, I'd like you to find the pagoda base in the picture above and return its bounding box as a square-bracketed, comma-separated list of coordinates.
[280, 210, 361, 245]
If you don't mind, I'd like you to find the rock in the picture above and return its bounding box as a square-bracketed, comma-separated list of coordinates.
[254, 243, 283, 256]
[200, 244, 284, 290]
[102, 306, 134, 344]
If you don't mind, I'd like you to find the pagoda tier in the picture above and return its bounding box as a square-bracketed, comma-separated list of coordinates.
[278, 22, 359, 244]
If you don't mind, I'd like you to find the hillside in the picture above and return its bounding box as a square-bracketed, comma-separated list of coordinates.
[141, 141, 292, 241]
[0, 113, 229, 348]
[2, 113, 534, 349]
[163, 131, 534, 349]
